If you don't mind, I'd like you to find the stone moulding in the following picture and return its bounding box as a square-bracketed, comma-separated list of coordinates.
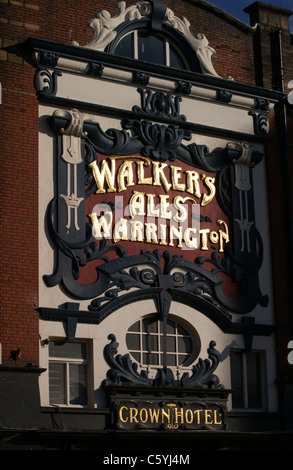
[73, 0, 222, 78]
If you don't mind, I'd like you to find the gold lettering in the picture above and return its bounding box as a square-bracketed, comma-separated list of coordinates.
[136, 160, 152, 185]
[161, 409, 171, 423]
[205, 409, 213, 424]
[175, 408, 184, 424]
[159, 195, 172, 219]
[119, 406, 128, 423]
[185, 409, 193, 424]
[117, 161, 135, 192]
[149, 408, 160, 423]
[214, 410, 222, 425]
[89, 159, 116, 194]
[184, 227, 198, 249]
[199, 228, 210, 250]
[129, 408, 139, 423]
[152, 162, 172, 192]
[201, 176, 216, 206]
[146, 193, 160, 218]
[130, 220, 144, 242]
[139, 408, 148, 423]
[209, 230, 219, 245]
[185, 170, 201, 198]
[173, 196, 197, 223]
[194, 409, 203, 424]
[159, 224, 168, 246]
[173, 196, 188, 223]
[169, 225, 183, 248]
[129, 191, 145, 218]
[89, 211, 113, 239]
[171, 166, 185, 191]
[145, 222, 158, 244]
[217, 219, 229, 252]
[113, 218, 128, 243]
[118, 405, 223, 427]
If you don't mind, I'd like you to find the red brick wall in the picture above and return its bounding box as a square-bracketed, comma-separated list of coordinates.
[0, 0, 292, 370]
[0, 56, 39, 364]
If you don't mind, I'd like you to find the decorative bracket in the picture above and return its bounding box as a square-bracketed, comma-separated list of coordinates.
[103, 334, 222, 388]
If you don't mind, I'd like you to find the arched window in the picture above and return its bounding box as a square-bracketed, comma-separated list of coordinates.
[112, 29, 187, 69]
[126, 315, 200, 369]
[85, 2, 220, 76]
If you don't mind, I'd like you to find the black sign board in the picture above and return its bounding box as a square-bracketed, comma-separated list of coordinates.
[104, 385, 230, 431]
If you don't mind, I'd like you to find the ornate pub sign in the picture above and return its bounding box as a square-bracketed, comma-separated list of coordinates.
[20, 0, 277, 431]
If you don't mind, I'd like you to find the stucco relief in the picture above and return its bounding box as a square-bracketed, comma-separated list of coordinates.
[71, 1, 222, 77]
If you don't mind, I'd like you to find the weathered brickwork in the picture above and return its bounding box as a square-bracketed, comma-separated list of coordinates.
[0, 0, 292, 382]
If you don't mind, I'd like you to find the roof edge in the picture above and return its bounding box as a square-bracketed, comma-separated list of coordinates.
[184, 0, 256, 33]
[244, 1, 293, 17]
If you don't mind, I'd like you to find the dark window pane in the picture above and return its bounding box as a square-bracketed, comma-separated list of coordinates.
[230, 351, 244, 408]
[131, 351, 140, 363]
[69, 364, 87, 406]
[49, 341, 86, 360]
[166, 336, 176, 352]
[127, 334, 140, 350]
[170, 45, 185, 69]
[178, 336, 192, 353]
[138, 32, 165, 64]
[128, 321, 140, 332]
[178, 354, 187, 365]
[143, 352, 159, 365]
[166, 320, 175, 334]
[142, 318, 158, 333]
[246, 352, 262, 409]
[114, 33, 134, 58]
[160, 335, 177, 353]
[166, 354, 177, 366]
[177, 324, 189, 336]
[143, 334, 158, 352]
[49, 363, 66, 405]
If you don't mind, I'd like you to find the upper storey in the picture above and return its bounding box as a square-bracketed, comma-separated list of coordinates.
[72, 0, 223, 78]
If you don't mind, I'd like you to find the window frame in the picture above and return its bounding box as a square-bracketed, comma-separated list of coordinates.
[230, 349, 268, 412]
[126, 315, 201, 372]
[113, 29, 187, 69]
[107, 19, 204, 73]
[48, 339, 91, 408]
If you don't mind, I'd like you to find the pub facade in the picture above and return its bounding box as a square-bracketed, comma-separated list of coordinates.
[1, 0, 293, 451]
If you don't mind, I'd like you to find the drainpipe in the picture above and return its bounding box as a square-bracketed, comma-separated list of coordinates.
[273, 30, 293, 297]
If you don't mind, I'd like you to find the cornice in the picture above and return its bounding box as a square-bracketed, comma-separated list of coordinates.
[6, 36, 284, 103]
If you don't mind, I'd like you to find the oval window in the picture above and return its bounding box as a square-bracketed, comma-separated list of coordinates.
[126, 315, 200, 368]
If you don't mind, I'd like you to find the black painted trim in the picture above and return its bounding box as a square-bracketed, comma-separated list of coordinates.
[107, 18, 204, 73]
[38, 296, 275, 338]
[39, 94, 272, 143]
[7, 36, 285, 102]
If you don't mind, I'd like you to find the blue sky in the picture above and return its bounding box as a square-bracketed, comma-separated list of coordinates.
[204, 0, 293, 31]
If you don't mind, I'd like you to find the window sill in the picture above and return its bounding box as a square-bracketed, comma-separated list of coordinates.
[41, 406, 111, 414]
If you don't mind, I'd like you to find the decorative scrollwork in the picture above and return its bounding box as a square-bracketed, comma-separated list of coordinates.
[79, 1, 223, 78]
[87, 61, 104, 77]
[181, 340, 221, 388]
[133, 88, 187, 121]
[34, 68, 62, 97]
[249, 110, 269, 136]
[122, 119, 191, 161]
[103, 334, 152, 386]
[103, 334, 222, 388]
